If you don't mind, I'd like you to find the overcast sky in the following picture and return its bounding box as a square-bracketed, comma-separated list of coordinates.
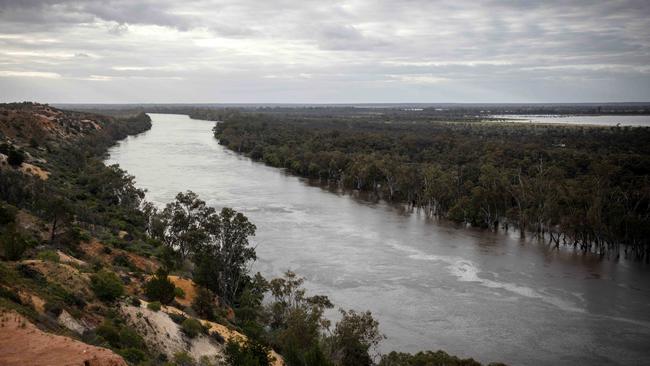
[0, 0, 649, 103]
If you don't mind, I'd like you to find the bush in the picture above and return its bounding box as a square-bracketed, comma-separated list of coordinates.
[16, 263, 45, 283]
[120, 348, 146, 364]
[174, 286, 186, 299]
[44, 301, 64, 317]
[96, 321, 121, 347]
[90, 270, 124, 301]
[144, 269, 176, 305]
[181, 318, 203, 339]
[192, 286, 216, 320]
[0, 225, 28, 261]
[169, 312, 187, 325]
[112, 254, 134, 269]
[37, 250, 60, 262]
[173, 352, 196, 366]
[147, 301, 161, 312]
[224, 338, 272, 366]
[7, 148, 25, 167]
[129, 296, 141, 307]
[119, 326, 145, 349]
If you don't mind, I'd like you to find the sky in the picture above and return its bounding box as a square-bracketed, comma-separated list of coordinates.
[0, 0, 649, 103]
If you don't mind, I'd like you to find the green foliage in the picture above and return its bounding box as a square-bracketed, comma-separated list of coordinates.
[169, 312, 187, 324]
[215, 112, 650, 259]
[174, 286, 186, 299]
[173, 351, 196, 366]
[331, 309, 384, 366]
[0, 202, 17, 226]
[192, 286, 217, 321]
[181, 317, 204, 338]
[0, 224, 29, 260]
[224, 339, 272, 366]
[119, 347, 147, 364]
[90, 269, 124, 301]
[6, 146, 26, 167]
[37, 250, 60, 262]
[157, 191, 257, 304]
[112, 253, 134, 269]
[147, 301, 162, 312]
[378, 350, 485, 366]
[144, 268, 176, 304]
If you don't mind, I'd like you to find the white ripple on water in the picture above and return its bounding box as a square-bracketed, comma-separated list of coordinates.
[387, 240, 584, 313]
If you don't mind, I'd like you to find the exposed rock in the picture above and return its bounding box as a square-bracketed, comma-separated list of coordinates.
[0, 310, 127, 366]
[57, 309, 87, 334]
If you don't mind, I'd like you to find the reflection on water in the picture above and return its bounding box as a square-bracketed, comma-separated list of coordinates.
[107, 114, 650, 366]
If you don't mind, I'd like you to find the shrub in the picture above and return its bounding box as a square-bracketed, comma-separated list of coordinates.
[147, 301, 161, 312]
[96, 321, 121, 347]
[37, 250, 60, 262]
[0, 203, 17, 226]
[181, 318, 203, 338]
[7, 148, 25, 167]
[120, 348, 146, 364]
[129, 296, 141, 307]
[90, 270, 124, 301]
[43, 301, 64, 317]
[224, 338, 272, 366]
[173, 352, 196, 366]
[144, 269, 176, 305]
[192, 286, 216, 320]
[16, 263, 45, 283]
[0, 225, 28, 261]
[169, 312, 187, 325]
[112, 254, 133, 269]
[174, 286, 186, 299]
[119, 326, 145, 349]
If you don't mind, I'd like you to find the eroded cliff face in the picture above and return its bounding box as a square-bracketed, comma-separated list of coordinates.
[0, 310, 128, 366]
[0, 102, 109, 145]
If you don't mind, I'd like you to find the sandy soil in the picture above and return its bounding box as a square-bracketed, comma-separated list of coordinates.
[0, 310, 127, 366]
[168, 275, 197, 307]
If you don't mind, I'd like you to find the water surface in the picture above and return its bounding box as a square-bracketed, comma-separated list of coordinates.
[490, 114, 650, 126]
[107, 114, 650, 366]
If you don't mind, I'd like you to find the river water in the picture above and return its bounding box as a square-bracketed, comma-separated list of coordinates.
[490, 114, 650, 127]
[107, 114, 650, 365]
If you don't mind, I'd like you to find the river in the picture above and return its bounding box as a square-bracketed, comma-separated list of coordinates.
[490, 114, 650, 127]
[106, 113, 650, 366]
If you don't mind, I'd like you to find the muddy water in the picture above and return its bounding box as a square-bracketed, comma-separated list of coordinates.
[107, 114, 650, 365]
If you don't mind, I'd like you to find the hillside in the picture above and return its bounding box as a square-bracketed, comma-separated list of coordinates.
[0, 103, 278, 366]
[0, 103, 504, 366]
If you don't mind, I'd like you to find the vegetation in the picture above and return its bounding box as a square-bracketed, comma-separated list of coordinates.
[214, 112, 650, 261]
[181, 317, 204, 338]
[0, 103, 503, 366]
[90, 269, 124, 301]
[144, 268, 176, 304]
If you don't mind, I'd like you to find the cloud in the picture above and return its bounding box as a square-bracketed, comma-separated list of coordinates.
[0, 0, 649, 102]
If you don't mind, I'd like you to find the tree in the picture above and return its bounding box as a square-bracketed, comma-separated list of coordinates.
[193, 207, 257, 305]
[266, 271, 333, 363]
[224, 338, 272, 366]
[330, 309, 384, 366]
[192, 286, 217, 320]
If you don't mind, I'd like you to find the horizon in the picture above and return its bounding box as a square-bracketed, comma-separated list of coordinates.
[1, 1, 649, 103]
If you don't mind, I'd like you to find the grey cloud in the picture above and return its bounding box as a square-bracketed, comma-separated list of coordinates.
[0, 0, 649, 102]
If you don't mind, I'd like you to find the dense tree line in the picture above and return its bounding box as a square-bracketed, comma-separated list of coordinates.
[214, 113, 650, 261]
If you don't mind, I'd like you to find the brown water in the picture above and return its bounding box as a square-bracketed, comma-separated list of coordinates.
[107, 114, 650, 365]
